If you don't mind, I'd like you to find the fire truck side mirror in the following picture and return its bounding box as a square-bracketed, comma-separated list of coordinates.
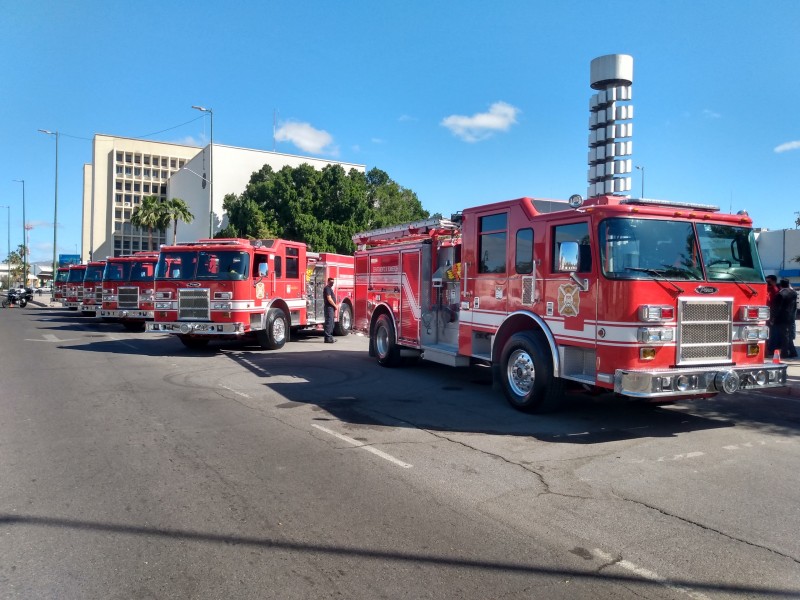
[258, 263, 268, 277]
[558, 242, 580, 273]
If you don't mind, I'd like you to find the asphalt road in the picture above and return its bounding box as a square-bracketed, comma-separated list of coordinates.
[1, 305, 799, 599]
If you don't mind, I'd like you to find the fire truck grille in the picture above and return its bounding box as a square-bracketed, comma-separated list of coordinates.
[95, 289, 103, 304]
[521, 277, 534, 305]
[179, 289, 210, 320]
[76, 288, 84, 301]
[677, 299, 732, 364]
[118, 286, 139, 309]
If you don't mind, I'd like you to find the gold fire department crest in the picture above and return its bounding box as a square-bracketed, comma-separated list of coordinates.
[557, 283, 581, 317]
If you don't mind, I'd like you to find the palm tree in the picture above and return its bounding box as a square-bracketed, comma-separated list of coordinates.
[163, 197, 194, 243]
[131, 196, 164, 252]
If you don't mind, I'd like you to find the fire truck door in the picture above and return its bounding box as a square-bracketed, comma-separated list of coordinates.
[399, 250, 421, 343]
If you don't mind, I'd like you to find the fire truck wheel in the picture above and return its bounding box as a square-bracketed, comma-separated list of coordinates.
[178, 335, 210, 349]
[374, 314, 400, 366]
[499, 332, 563, 413]
[257, 308, 288, 350]
[333, 304, 352, 337]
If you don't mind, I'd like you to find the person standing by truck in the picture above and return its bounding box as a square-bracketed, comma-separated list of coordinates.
[777, 279, 798, 359]
[323, 277, 338, 343]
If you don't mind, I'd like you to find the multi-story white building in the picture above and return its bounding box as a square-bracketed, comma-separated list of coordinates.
[82, 135, 365, 258]
[83, 135, 202, 260]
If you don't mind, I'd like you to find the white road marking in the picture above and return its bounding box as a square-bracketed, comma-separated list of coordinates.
[656, 451, 705, 462]
[312, 424, 412, 469]
[25, 333, 78, 343]
[219, 385, 251, 399]
[593, 548, 711, 600]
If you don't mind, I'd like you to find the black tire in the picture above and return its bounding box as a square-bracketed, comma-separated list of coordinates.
[256, 308, 288, 350]
[499, 332, 563, 413]
[18, 298, 27, 308]
[333, 303, 352, 337]
[178, 334, 210, 349]
[1, 300, 7, 308]
[374, 314, 400, 367]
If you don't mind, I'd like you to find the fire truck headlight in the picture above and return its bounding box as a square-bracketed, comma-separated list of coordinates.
[638, 327, 674, 343]
[676, 375, 692, 392]
[737, 325, 769, 341]
[214, 292, 232, 300]
[740, 306, 770, 321]
[156, 291, 173, 300]
[754, 370, 767, 385]
[155, 302, 173, 309]
[639, 305, 674, 322]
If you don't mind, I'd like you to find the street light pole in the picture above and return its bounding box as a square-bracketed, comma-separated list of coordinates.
[192, 105, 214, 237]
[635, 165, 645, 198]
[39, 129, 59, 279]
[12, 179, 26, 284]
[0, 205, 9, 289]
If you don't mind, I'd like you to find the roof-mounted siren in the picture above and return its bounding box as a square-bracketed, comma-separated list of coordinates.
[588, 54, 634, 199]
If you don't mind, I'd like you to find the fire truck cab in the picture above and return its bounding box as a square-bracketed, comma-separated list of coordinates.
[64, 264, 87, 311]
[53, 266, 69, 305]
[354, 195, 787, 412]
[100, 252, 159, 331]
[80, 260, 106, 316]
[148, 238, 354, 349]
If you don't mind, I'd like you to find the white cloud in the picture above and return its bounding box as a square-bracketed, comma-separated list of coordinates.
[775, 140, 800, 153]
[441, 101, 520, 142]
[274, 121, 338, 155]
[702, 109, 722, 119]
[398, 114, 417, 122]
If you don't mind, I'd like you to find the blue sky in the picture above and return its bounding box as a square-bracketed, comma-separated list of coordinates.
[1, 0, 798, 265]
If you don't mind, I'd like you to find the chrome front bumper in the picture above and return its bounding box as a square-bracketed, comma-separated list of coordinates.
[100, 309, 154, 319]
[615, 363, 788, 398]
[147, 321, 246, 335]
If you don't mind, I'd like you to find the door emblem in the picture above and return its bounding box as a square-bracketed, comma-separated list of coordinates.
[557, 283, 581, 317]
[695, 286, 718, 294]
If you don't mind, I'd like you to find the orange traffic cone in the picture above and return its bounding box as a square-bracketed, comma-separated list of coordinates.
[773, 349, 781, 364]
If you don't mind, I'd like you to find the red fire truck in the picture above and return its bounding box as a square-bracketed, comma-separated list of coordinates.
[353, 195, 787, 412]
[147, 238, 354, 349]
[100, 252, 159, 331]
[64, 264, 87, 311]
[80, 260, 107, 316]
[53, 266, 69, 305]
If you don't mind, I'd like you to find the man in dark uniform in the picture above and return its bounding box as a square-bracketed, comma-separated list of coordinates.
[323, 277, 337, 343]
[777, 279, 798, 358]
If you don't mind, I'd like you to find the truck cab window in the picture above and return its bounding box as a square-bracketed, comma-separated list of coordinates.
[479, 213, 507, 274]
[515, 228, 533, 274]
[553, 222, 591, 273]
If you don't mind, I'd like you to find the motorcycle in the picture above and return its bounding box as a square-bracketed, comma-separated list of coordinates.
[2, 286, 33, 308]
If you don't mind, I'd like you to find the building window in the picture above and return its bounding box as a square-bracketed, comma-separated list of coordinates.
[170, 159, 176, 168]
[161, 158, 167, 167]
[125, 166, 132, 176]
[125, 182, 132, 191]
[134, 167, 141, 176]
[160, 185, 167, 195]
[144, 156, 150, 165]
[134, 183, 140, 192]
[134, 154, 141, 164]
[115, 181, 122, 191]
[144, 168, 150, 177]
[125, 194, 132, 203]
[161, 170, 168, 179]
[143, 184, 150, 193]
[179, 160, 185, 168]
[116, 152, 123, 162]
[115, 193, 122, 203]
[116, 165, 123, 175]
[125, 153, 132, 163]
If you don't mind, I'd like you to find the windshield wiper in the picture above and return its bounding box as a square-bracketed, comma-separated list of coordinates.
[625, 267, 685, 293]
[707, 268, 758, 296]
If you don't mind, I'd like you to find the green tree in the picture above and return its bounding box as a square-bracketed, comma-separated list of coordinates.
[228, 163, 428, 253]
[7, 245, 26, 285]
[131, 196, 166, 252]
[163, 197, 195, 243]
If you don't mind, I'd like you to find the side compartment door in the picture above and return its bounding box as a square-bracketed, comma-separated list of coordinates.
[399, 249, 422, 345]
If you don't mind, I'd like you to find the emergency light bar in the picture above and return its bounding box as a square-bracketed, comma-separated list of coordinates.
[621, 198, 720, 212]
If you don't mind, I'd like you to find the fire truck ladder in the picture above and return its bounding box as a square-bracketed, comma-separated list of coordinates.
[352, 217, 461, 248]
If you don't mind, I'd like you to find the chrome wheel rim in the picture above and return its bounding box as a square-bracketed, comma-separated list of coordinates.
[507, 348, 535, 397]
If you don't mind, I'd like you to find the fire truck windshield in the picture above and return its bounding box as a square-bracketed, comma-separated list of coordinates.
[66, 269, 85, 283]
[128, 261, 155, 282]
[155, 250, 250, 280]
[103, 263, 131, 282]
[84, 266, 104, 282]
[601, 218, 764, 283]
[697, 223, 764, 283]
[55, 270, 69, 283]
[601, 218, 702, 281]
